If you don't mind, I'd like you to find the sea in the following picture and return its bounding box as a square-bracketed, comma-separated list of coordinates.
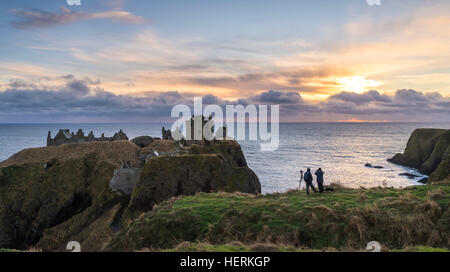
[0, 122, 449, 194]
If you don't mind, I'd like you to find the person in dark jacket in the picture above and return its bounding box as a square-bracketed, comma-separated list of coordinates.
[315, 168, 325, 193]
[303, 168, 317, 195]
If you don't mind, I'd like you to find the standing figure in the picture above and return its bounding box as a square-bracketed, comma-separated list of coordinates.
[315, 168, 325, 193]
[304, 168, 317, 195]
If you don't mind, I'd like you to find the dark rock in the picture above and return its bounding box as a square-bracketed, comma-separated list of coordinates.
[138, 151, 160, 163]
[365, 163, 384, 169]
[109, 167, 142, 195]
[399, 172, 420, 179]
[388, 129, 450, 182]
[131, 136, 154, 148]
[418, 177, 429, 184]
[187, 140, 249, 167]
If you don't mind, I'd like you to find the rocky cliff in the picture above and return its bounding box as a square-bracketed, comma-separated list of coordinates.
[388, 128, 450, 182]
[129, 154, 260, 212]
[0, 139, 260, 251]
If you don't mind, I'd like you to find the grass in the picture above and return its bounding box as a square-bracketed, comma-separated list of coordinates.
[0, 140, 141, 170]
[108, 181, 450, 252]
[140, 139, 178, 154]
[0, 248, 19, 252]
[160, 242, 325, 252]
[158, 242, 449, 252]
[392, 246, 449, 252]
[3, 244, 447, 253]
[0, 247, 42, 252]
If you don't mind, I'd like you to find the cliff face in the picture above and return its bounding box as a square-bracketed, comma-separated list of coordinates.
[388, 128, 450, 182]
[0, 153, 124, 251]
[128, 154, 260, 212]
[0, 139, 260, 251]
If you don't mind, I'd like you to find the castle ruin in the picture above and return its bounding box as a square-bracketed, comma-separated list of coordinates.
[47, 129, 129, 147]
[161, 126, 173, 140]
[161, 115, 228, 146]
[185, 115, 215, 146]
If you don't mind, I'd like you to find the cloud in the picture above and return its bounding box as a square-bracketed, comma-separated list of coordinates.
[36, 28, 348, 98]
[202, 94, 225, 105]
[0, 77, 191, 121]
[182, 67, 349, 97]
[252, 90, 302, 104]
[10, 7, 145, 29]
[320, 89, 450, 119]
[394, 89, 431, 103]
[0, 79, 308, 121]
[329, 90, 392, 104]
[4, 2, 450, 104]
[0, 76, 449, 123]
[274, 14, 450, 95]
[236, 89, 450, 121]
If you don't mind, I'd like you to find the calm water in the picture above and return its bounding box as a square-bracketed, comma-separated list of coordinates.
[0, 123, 449, 194]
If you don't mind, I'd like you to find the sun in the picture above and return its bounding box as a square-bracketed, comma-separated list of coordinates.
[337, 76, 382, 94]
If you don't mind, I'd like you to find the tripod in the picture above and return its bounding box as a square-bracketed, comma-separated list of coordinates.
[299, 170, 304, 189]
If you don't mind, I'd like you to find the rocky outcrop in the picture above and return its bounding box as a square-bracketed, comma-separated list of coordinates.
[388, 128, 450, 182]
[0, 154, 124, 250]
[365, 163, 384, 169]
[131, 136, 153, 148]
[128, 153, 261, 212]
[186, 140, 249, 168]
[0, 139, 260, 251]
[399, 172, 420, 179]
[109, 166, 142, 195]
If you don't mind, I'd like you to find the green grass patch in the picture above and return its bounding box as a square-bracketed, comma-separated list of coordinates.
[391, 246, 449, 252]
[108, 182, 450, 252]
[0, 248, 19, 252]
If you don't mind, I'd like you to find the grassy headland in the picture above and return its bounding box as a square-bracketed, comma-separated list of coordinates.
[108, 180, 450, 252]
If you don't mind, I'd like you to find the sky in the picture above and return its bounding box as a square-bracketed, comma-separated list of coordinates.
[0, 0, 449, 123]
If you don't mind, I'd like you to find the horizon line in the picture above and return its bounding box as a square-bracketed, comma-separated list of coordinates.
[0, 121, 449, 125]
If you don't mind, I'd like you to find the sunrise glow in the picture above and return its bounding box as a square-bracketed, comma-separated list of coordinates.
[0, 0, 448, 123]
[337, 76, 382, 94]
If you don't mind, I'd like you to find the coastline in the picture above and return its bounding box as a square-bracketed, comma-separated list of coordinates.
[2, 122, 447, 191]
[0, 128, 449, 252]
